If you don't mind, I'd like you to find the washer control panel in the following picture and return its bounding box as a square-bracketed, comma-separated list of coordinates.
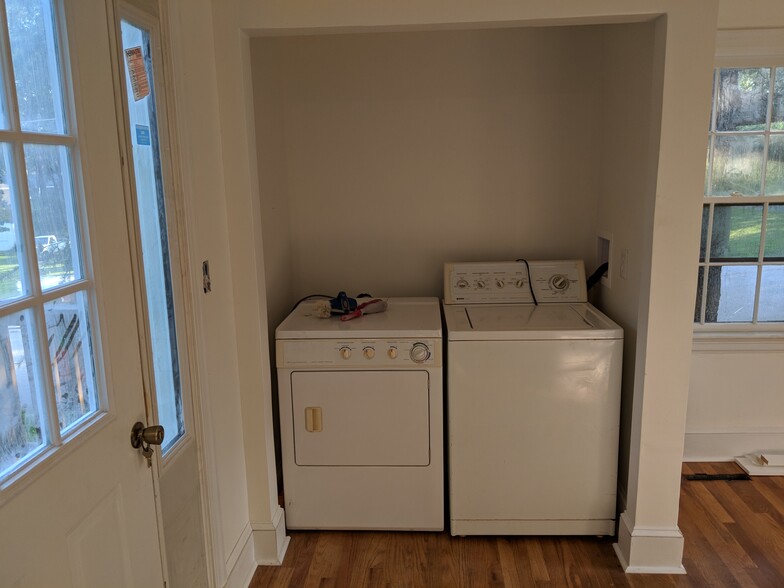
[277, 338, 440, 368]
[444, 260, 587, 304]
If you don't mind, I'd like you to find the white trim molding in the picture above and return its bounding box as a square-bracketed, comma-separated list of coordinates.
[613, 512, 687, 574]
[684, 428, 784, 461]
[223, 523, 255, 588]
[252, 506, 290, 566]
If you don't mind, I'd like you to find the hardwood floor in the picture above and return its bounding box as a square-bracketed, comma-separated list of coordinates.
[250, 463, 784, 587]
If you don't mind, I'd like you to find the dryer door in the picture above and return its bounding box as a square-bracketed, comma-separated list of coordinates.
[291, 370, 430, 466]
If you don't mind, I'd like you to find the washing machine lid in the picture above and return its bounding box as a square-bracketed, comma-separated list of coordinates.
[276, 296, 442, 339]
[444, 303, 622, 341]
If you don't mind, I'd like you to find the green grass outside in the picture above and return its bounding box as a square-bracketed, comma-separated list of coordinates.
[723, 205, 784, 258]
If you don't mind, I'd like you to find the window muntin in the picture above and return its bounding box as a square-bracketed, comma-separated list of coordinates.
[0, 0, 97, 480]
[697, 66, 784, 326]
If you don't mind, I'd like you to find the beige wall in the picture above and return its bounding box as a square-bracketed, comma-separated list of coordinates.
[254, 26, 606, 310]
[594, 20, 660, 508]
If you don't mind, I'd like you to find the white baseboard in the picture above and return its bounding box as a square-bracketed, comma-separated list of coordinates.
[222, 508, 289, 587]
[683, 430, 784, 462]
[252, 506, 290, 565]
[613, 511, 686, 574]
[223, 524, 256, 588]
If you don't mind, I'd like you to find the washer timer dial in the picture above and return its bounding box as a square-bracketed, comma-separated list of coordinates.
[409, 342, 431, 363]
[549, 274, 570, 292]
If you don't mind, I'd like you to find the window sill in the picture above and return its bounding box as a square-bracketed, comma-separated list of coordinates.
[692, 327, 784, 352]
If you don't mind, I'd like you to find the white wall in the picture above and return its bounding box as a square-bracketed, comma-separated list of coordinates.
[253, 26, 606, 306]
[683, 6, 784, 462]
[594, 20, 660, 510]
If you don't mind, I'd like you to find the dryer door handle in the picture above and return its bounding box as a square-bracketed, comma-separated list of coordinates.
[305, 407, 323, 432]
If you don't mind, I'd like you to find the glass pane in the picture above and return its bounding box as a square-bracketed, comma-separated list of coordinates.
[5, 0, 66, 134]
[773, 67, 784, 130]
[765, 205, 784, 259]
[0, 144, 24, 301]
[709, 204, 763, 260]
[716, 68, 769, 132]
[766, 135, 784, 195]
[699, 205, 709, 260]
[24, 144, 81, 288]
[758, 266, 784, 322]
[121, 21, 183, 451]
[710, 135, 764, 196]
[45, 291, 97, 432]
[694, 267, 704, 323]
[0, 310, 46, 477]
[705, 265, 757, 323]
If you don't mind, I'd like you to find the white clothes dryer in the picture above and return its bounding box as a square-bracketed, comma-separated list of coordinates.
[443, 260, 623, 536]
[276, 297, 443, 531]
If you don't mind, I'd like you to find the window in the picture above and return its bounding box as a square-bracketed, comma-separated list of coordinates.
[0, 0, 97, 479]
[696, 66, 784, 325]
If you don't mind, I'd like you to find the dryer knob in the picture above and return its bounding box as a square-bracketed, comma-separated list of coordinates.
[363, 347, 376, 359]
[340, 347, 352, 360]
[409, 343, 431, 363]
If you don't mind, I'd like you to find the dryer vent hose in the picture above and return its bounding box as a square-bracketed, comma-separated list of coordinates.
[587, 262, 609, 291]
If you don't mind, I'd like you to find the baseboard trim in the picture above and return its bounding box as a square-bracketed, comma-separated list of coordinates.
[683, 430, 784, 462]
[223, 524, 256, 588]
[613, 511, 686, 574]
[252, 506, 290, 565]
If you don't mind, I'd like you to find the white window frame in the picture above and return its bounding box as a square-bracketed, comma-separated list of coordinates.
[0, 0, 109, 490]
[694, 28, 784, 344]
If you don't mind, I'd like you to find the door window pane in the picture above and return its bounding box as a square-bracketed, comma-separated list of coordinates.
[24, 144, 80, 288]
[710, 135, 764, 196]
[121, 21, 183, 452]
[705, 265, 757, 323]
[45, 292, 97, 433]
[0, 144, 23, 301]
[765, 205, 784, 259]
[5, 0, 66, 134]
[716, 68, 770, 132]
[766, 135, 784, 195]
[0, 310, 45, 476]
[709, 204, 763, 260]
[758, 266, 784, 322]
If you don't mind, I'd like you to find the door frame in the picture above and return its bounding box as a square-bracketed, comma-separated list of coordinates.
[106, 0, 215, 583]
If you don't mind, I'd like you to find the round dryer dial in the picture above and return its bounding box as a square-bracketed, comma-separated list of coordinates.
[409, 342, 431, 363]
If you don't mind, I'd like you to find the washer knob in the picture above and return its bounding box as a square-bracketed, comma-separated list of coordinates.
[410, 343, 431, 363]
[340, 347, 351, 360]
[476, 280, 486, 289]
[515, 279, 526, 288]
[550, 274, 570, 291]
[496, 279, 505, 288]
[456, 279, 469, 289]
[388, 347, 398, 359]
[363, 347, 375, 359]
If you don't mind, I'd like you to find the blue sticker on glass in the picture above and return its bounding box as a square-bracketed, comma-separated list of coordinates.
[135, 124, 151, 145]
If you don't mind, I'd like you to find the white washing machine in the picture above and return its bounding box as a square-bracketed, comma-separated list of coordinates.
[276, 297, 443, 530]
[443, 260, 623, 536]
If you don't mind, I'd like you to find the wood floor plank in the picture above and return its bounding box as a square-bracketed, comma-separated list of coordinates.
[250, 463, 784, 588]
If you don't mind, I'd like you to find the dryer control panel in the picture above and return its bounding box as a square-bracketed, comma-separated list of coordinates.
[443, 260, 587, 304]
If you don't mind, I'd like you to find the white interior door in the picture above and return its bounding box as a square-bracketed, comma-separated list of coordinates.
[0, 0, 164, 585]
